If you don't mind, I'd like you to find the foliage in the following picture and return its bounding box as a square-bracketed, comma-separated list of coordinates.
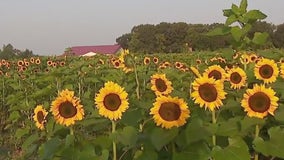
[273, 23, 284, 48]
[1, 48, 284, 160]
[207, 0, 269, 50]
[0, 44, 35, 59]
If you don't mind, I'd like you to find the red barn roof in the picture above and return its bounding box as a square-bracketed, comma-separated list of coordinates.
[70, 44, 121, 56]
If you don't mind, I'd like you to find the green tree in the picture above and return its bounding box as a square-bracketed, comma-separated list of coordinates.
[116, 33, 131, 49]
[129, 24, 158, 53]
[0, 44, 16, 59]
[273, 23, 284, 48]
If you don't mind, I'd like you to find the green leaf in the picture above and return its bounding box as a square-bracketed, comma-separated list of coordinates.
[231, 4, 240, 15]
[22, 134, 39, 152]
[134, 149, 158, 160]
[185, 118, 212, 144]
[150, 127, 178, 150]
[39, 137, 61, 159]
[92, 135, 112, 149]
[223, 9, 233, 17]
[117, 126, 138, 147]
[239, 0, 247, 14]
[216, 117, 241, 137]
[8, 110, 20, 122]
[244, 10, 267, 20]
[252, 32, 269, 45]
[231, 26, 243, 42]
[206, 27, 230, 36]
[225, 15, 238, 26]
[172, 141, 211, 160]
[253, 127, 284, 158]
[120, 109, 142, 126]
[242, 24, 252, 34]
[15, 128, 30, 139]
[65, 134, 75, 148]
[274, 104, 284, 122]
[240, 117, 265, 135]
[212, 137, 250, 160]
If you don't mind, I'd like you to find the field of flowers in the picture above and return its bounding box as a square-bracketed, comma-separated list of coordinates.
[1, 49, 284, 160]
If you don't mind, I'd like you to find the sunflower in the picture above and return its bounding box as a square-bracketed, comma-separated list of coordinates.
[112, 59, 122, 68]
[151, 73, 173, 96]
[280, 63, 284, 79]
[227, 67, 247, 89]
[196, 59, 202, 65]
[189, 66, 201, 78]
[163, 61, 171, 67]
[175, 62, 182, 69]
[150, 96, 190, 129]
[179, 65, 189, 72]
[144, 57, 151, 65]
[203, 65, 226, 81]
[95, 81, 129, 121]
[254, 58, 279, 84]
[279, 58, 284, 64]
[50, 89, 84, 126]
[35, 58, 41, 64]
[47, 60, 53, 66]
[249, 54, 258, 63]
[153, 57, 159, 64]
[33, 105, 48, 130]
[17, 60, 24, 66]
[30, 57, 35, 63]
[232, 52, 240, 59]
[60, 61, 65, 66]
[25, 61, 30, 67]
[191, 76, 226, 111]
[240, 53, 249, 65]
[241, 84, 279, 119]
[98, 59, 104, 65]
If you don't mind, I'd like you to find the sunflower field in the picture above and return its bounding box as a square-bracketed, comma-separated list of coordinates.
[1, 48, 284, 160]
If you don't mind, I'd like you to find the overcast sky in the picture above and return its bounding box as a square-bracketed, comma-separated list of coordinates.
[0, 0, 283, 55]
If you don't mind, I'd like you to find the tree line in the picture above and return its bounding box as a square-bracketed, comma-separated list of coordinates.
[116, 21, 284, 53]
[0, 44, 35, 59]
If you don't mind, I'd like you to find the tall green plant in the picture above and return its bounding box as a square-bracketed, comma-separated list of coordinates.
[207, 0, 268, 50]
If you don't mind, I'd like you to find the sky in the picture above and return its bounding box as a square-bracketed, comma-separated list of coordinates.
[0, 0, 283, 56]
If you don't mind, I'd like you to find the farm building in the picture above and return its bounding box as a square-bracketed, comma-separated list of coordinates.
[63, 44, 122, 56]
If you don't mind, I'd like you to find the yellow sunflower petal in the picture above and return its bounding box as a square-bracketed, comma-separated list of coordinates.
[95, 81, 129, 121]
[50, 89, 84, 127]
[191, 76, 227, 111]
[150, 96, 190, 129]
[241, 84, 279, 119]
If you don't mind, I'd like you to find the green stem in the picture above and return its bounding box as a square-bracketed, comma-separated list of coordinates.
[212, 110, 216, 147]
[2, 79, 4, 108]
[133, 61, 140, 100]
[112, 121, 117, 160]
[254, 124, 260, 160]
[56, 78, 60, 95]
[70, 126, 74, 135]
[78, 79, 81, 99]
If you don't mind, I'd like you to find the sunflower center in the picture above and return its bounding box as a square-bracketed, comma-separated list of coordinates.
[59, 101, 77, 118]
[208, 70, 222, 80]
[158, 102, 181, 121]
[198, 83, 218, 102]
[230, 72, 242, 84]
[155, 78, 167, 92]
[248, 92, 270, 113]
[103, 93, 121, 111]
[145, 59, 150, 64]
[259, 64, 273, 79]
[37, 111, 44, 124]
